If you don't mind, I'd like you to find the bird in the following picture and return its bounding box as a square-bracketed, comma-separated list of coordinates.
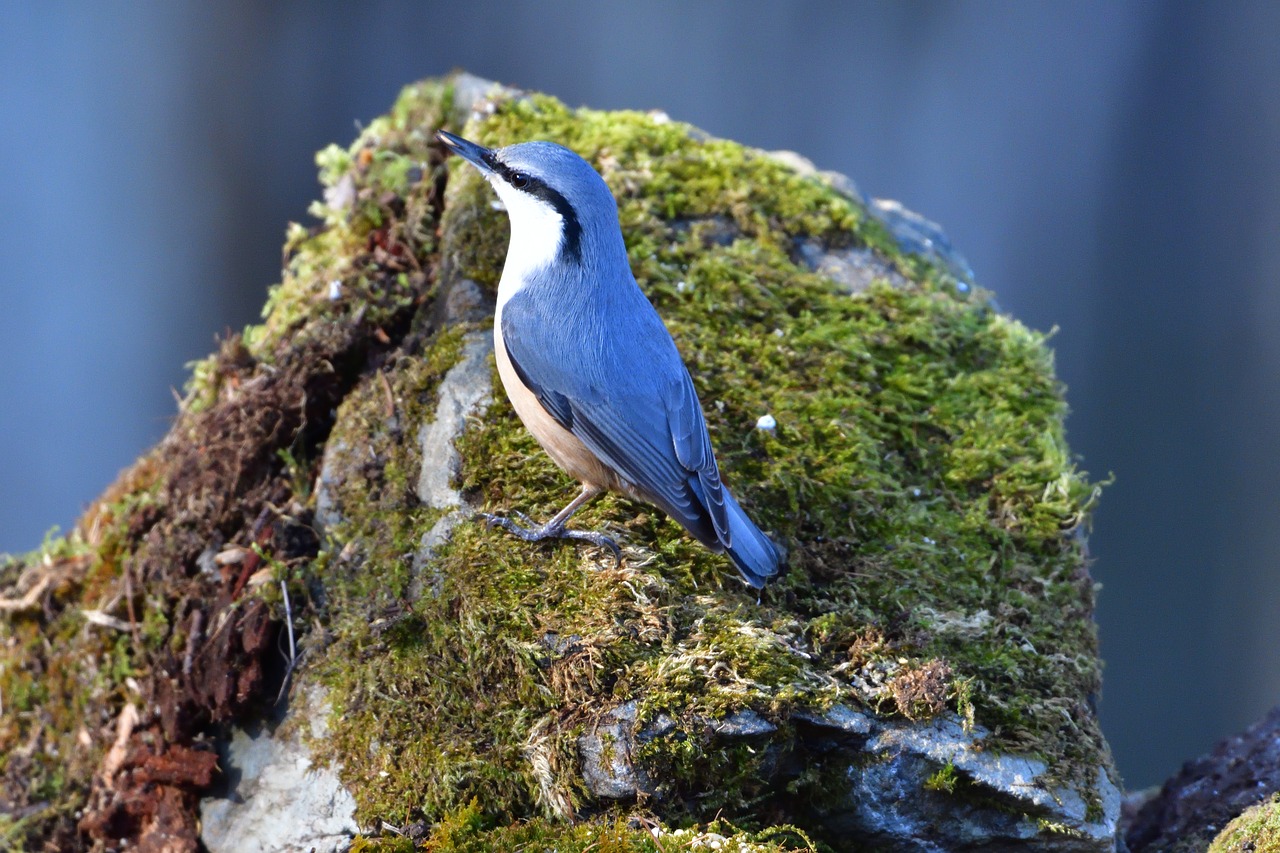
[437, 130, 783, 588]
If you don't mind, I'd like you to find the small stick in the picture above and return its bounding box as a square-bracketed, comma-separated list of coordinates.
[0, 575, 52, 614]
[276, 579, 297, 705]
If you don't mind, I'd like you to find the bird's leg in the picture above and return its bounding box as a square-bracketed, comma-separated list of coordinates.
[480, 485, 622, 564]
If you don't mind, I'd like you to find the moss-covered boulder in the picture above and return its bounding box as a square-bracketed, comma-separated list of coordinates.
[0, 73, 1116, 852]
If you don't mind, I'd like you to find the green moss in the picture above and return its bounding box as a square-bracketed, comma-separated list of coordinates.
[182, 81, 455, 413]
[924, 762, 960, 794]
[303, 75, 1107, 844]
[347, 798, 818, 852]
[0, 466, 164, 844]
[1210, 794, 1280, 853]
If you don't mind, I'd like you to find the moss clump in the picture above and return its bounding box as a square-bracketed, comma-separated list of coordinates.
[347, 798, 818, 853]
[184, 80, 453, 413]
[1210, 794, 1280, 853]
[0, 459, 168, 848]
[307, 77, 1107, 845]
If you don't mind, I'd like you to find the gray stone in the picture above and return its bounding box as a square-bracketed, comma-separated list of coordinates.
[795, 237, 908, 293]
[415, 331, 493, 510]
[637, 712, 677, 742]
[772, 148, 975, 294]
[579, 701, 645, 799]
[830, 713, 1121, 852]
[792, 703, 874, 736]
[710, 709, 776, 737]
[869, 197, 977, 290]
[200, 687, 358, 853]
[578, 702, 1119, 851]
[440, 276, 488, 325]
[313, 437, 350, 532]
[767, 149, 867, 204]
[450, 73, 506, 125]
[409, 510, 465, 599]
[845, 751, 1039, 852]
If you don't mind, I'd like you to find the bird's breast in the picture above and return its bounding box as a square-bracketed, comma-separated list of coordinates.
[492, 306, 619, 491]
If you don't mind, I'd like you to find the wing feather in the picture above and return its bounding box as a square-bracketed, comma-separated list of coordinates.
[501, 292, 727, 546]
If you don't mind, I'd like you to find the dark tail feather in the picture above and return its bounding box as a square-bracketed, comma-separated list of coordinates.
[722, 491, 783, 588]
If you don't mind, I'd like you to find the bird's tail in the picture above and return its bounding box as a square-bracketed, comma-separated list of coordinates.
[722, 491, 784, 588]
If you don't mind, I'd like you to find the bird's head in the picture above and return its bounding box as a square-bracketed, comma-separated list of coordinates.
[438, 131, 621, 270]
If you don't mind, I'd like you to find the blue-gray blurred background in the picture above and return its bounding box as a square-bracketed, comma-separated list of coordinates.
[1, 1, 1277, 792]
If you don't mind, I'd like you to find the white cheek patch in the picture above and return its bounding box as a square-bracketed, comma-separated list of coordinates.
[490, 176, 565, 306]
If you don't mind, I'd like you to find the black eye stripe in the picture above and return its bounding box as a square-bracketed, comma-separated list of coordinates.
[496, 163, 543, 193]
[494, 161, 583, 263]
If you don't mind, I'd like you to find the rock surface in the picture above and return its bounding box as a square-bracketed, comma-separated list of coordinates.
[581, 701, 1119, 851]
[200, 688, 358, 853]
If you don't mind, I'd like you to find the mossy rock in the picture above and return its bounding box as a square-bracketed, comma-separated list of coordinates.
[0, 73, 1117, 852]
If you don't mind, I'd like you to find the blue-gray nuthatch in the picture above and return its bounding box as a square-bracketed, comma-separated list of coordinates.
[438, 130, 783, 588]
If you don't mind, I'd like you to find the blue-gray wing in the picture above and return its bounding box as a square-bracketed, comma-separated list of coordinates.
[667, 368, 730, 544]
[501, 296, 731, 548]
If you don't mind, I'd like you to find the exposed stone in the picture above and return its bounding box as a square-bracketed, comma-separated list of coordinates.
[199, 688, 358, 853]
[792, 704, 874, 736]
[585, 703, 1120, 852]
[313, 437, 351, 532]
[579, 701, 646, 800]
[767, 149, 867, 204]
[795, 237, 908, 293]
[439, 276, 489, 325]
[414, 331, 493, 509]
[850, 715, 1120, 851]
[868, 197, 977, 290]
[452, 71, 511, 126]
[710, 709, 777, 737]
[409, 510, 464, 599]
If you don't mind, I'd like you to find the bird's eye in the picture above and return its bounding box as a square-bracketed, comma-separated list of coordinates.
[510, 172, 531, 190]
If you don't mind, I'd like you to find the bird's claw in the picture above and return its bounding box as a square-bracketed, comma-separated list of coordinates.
[556, 528, 623, 566]
[477, 511, 622, 566]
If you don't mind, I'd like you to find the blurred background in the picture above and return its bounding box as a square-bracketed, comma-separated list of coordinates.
[1, 1, 1277, 792]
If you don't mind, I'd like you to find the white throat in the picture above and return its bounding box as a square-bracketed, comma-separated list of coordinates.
[491, 176, 565, 309]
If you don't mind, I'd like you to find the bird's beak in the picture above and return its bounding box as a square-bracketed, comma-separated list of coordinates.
[437, 130, 497, 175]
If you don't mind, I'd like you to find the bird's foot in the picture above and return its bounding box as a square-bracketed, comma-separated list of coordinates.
[480, 512, 622, 565]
